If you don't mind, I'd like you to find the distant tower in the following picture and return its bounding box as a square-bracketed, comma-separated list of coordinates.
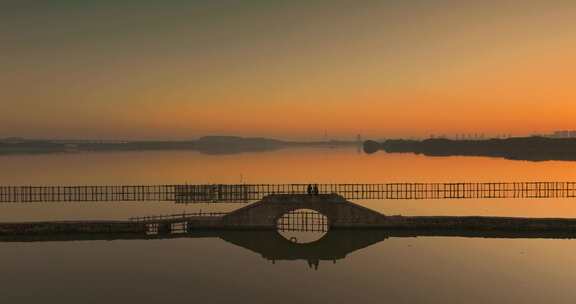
[356, 134, 363, 154]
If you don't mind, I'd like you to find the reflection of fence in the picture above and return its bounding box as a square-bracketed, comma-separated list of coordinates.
[277, 210, 328, 232]
[129, 211, 228, 223]
[2, 182, 576, 203]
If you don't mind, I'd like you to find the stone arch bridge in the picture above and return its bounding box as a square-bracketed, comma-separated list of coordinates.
[220, 194, 385, 229]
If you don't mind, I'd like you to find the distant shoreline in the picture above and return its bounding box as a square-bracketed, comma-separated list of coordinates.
[363, 136, 576, 161]
[0, 136, 358, 156]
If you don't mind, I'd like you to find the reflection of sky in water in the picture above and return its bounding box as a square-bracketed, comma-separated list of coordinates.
[277, 230, 327, 244]
[2, 148, 576, 221]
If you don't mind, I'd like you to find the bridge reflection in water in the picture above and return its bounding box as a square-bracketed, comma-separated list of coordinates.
[3, 228, 576, 270]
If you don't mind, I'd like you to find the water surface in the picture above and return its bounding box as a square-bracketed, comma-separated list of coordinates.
[1, 148, 575, 303]
[1, 148, 576, 221]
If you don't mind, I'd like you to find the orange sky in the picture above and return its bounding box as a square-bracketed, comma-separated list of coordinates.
[2, 1, 576, 140]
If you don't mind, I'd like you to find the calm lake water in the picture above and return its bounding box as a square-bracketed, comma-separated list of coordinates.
[1, 148, 576, 303]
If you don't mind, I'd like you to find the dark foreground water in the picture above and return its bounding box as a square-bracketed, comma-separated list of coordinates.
[1, 148, 576, 303]
[2, 234, 576, 304]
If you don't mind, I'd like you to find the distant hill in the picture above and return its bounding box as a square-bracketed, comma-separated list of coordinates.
[0, 140, 67, 154]
[194, 136, 286, 154]
[0, 136, 357, 155]
[363, 136, 576, 161]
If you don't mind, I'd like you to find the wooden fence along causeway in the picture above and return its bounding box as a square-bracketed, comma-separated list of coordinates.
[1, 182, 576, 203]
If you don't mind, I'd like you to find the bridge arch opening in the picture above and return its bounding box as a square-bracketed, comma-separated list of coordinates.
[276, 209, 328, 244]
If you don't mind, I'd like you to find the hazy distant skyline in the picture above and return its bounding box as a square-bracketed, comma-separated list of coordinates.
[2, 0, 576, 140]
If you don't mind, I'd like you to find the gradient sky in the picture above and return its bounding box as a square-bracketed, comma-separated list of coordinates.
[2, 0, 576, 140]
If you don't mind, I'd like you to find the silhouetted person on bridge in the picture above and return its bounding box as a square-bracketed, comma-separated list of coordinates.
[313, 184, 319, 195]
[307, 184, 312, 195]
